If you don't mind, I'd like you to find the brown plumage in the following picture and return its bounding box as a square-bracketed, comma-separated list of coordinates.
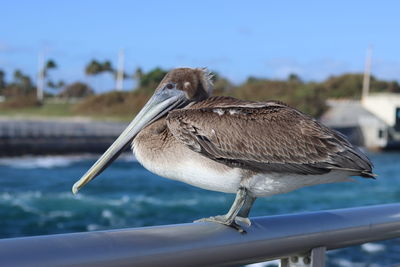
[157, 67, 212, 102]
[167, 96, 374, 178]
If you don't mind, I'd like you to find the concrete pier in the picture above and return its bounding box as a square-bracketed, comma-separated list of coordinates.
[0, 118, 128, 156]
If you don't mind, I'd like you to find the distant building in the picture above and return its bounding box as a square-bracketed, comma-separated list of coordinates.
[362, 93, 400, 129]
[361, 93, 400, 149]
[321, 93, 400, 150]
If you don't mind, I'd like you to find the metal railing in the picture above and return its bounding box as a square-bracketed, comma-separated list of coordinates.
[0, 203, 399, 267]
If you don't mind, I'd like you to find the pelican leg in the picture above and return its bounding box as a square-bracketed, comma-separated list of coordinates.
[235, 195, 256, 227]
[195, 187, 248, 233]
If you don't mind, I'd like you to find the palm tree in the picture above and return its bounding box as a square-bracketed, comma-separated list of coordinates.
[85, 60, 104, 76]
[85, 59, 115, 91]
[132, 67, 143, 89]
[45, 59, 57, 72]
[12, 69, 34, 95]
[0, 70, 5, 92]
[41, 59, 64, 95]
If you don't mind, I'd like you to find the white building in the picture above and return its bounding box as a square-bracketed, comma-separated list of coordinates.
[362, 93, 400, 128]
[321, 94, 400, 150]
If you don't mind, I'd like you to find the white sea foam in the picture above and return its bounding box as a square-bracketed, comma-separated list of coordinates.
[0, 155, 91, 169]
[47, 211, 74, 219]
[72, 193, 213, 209]
[0, 190, 130, 229]
[107, 195, 131, 206]
[331, 258, 362, 267]
[72, 192, 200, 210]
[0, 191, 76, 219]
[101, 209, 113, 219]
[133, 195, 199, 207]
[0, 190, 200, 217]
[0, 153, 137, 169]
[87, 224, 102, 231]
[5, 191, 43, 215]
[1, 191, 42, 201]
[119, 153, 137, 162]
[361, 242, 385, 253]
[0, 192, 12, 201]
[331, 258, 382, 267]
[70, 193, 130, 207]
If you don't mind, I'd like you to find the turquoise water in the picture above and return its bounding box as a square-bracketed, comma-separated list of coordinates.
[0, 152, 399, 266]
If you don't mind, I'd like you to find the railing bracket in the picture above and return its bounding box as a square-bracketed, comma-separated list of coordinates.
[281, 247, 326, 267]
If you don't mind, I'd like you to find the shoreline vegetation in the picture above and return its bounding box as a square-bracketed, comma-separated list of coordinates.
[1, 65, 400, 122]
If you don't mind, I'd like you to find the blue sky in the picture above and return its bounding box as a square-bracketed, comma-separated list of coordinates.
[1, 0, 400, 91]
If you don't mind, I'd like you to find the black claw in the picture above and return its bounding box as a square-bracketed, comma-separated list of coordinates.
[229, 222, 247, 234]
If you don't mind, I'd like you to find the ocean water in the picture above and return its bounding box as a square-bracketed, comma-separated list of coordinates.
[0, 152, 399, 266]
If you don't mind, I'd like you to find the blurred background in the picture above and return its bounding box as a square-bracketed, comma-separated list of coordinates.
[1, 1, 400, 266]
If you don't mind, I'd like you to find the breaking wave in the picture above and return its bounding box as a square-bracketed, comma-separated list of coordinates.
[0, 155, 92, 169]
[0, 153, 137, 169]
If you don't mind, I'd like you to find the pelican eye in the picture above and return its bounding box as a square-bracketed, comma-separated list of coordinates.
[166, 83, 174, 89]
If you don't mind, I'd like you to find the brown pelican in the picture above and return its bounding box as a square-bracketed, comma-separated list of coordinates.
[72, 68, 375, 232]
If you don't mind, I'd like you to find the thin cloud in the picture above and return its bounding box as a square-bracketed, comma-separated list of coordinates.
[174, 56, 232, 68]
[236, 27, 253, 36]
[0, 41, 34, 54]
[264, 58, 352, 81]
[0, 41, 12, 52]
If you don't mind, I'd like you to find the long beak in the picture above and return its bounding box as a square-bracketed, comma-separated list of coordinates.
[72, 88, 187, 194]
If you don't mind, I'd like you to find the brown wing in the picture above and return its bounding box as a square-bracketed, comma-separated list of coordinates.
[166, 96, 374, 177]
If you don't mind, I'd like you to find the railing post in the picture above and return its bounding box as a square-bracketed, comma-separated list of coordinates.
[280, 247, 326, 267]
[311, 247, 326, 266]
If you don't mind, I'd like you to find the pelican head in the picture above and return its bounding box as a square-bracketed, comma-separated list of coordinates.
[72, 68, 213, 194]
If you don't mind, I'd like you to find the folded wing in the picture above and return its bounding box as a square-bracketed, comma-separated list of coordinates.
[166, 96, 374, 178]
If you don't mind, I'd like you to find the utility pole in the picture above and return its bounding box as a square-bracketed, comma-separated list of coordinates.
[36, 52, 45, 103]
[362, 47, 372, 101]
[116, 49, 125, 91]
